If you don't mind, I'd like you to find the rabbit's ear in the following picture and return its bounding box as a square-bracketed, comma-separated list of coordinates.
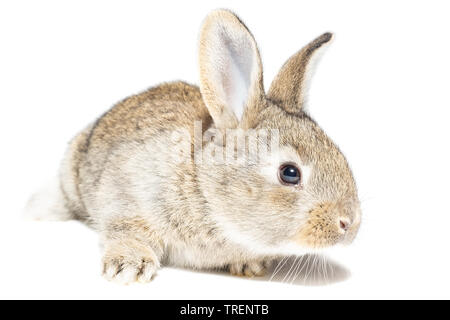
[267, 33, 333, 113]
[199, 10, 264, 129]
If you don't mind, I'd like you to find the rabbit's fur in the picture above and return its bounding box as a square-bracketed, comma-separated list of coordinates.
[32, 10, 361, 283]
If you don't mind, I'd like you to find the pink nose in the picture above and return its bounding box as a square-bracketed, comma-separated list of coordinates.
[339, 219, 350, 232]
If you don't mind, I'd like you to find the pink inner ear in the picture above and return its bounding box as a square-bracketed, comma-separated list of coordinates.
[215, 28, 255, 121]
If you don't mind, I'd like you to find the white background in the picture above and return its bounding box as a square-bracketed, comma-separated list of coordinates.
[1, 0, 449, 299]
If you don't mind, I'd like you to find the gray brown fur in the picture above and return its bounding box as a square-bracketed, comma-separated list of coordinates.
[33, 9, 361, 284]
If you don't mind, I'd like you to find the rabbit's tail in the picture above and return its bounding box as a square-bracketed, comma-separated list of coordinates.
[23, 176, 73, 221]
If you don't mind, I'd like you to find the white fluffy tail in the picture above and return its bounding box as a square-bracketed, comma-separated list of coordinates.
[24, 177, 73, 221]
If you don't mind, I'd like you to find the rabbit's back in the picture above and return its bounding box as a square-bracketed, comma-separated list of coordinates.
[86, 81, 210, 148]
[60, 81, 212, 225]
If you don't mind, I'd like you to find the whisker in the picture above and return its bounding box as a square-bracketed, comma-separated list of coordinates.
[293, 254, 309, 283]
[312, 255, 318, 283]
[289, 255, 304, 284]
[297, 255, 310, 280]
[329, 257, 335, 279]
[302, 255, 312, 285]
[304, 254, 315, 284]
[322, 256, 329, 284]
[269, 256, 288, 282]
[282, 255, 298, 284]
[290, 254, 305, 285]
[287, 256, 302, 284]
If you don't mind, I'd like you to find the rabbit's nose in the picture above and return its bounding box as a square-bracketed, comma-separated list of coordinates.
[338, 218, 351, 232]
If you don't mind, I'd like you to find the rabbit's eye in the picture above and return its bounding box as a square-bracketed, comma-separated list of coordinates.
[278, 163, 301, 185]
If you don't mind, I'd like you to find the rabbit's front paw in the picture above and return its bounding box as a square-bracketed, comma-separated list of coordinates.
[102, 250, 159, 284]
[229, 260, 271, 277]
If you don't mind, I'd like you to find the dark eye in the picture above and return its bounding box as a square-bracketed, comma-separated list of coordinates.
[278, 163, 301, 185]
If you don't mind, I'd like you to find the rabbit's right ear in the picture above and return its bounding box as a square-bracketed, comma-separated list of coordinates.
[198, 10, 264, 129]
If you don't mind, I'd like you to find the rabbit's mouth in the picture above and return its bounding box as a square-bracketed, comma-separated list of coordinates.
[292, 202, 361, 249]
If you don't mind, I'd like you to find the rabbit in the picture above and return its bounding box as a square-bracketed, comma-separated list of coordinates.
[26, 9, 361, 284]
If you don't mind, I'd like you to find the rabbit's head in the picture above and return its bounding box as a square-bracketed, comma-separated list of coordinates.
[197, 10, 360, 255]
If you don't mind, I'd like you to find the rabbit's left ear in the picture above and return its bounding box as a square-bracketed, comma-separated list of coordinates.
[199, 10, 264, 129]
[268, 33, 333, 113]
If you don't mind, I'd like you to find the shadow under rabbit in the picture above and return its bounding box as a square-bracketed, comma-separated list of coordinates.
[170, 254, 350, 286]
